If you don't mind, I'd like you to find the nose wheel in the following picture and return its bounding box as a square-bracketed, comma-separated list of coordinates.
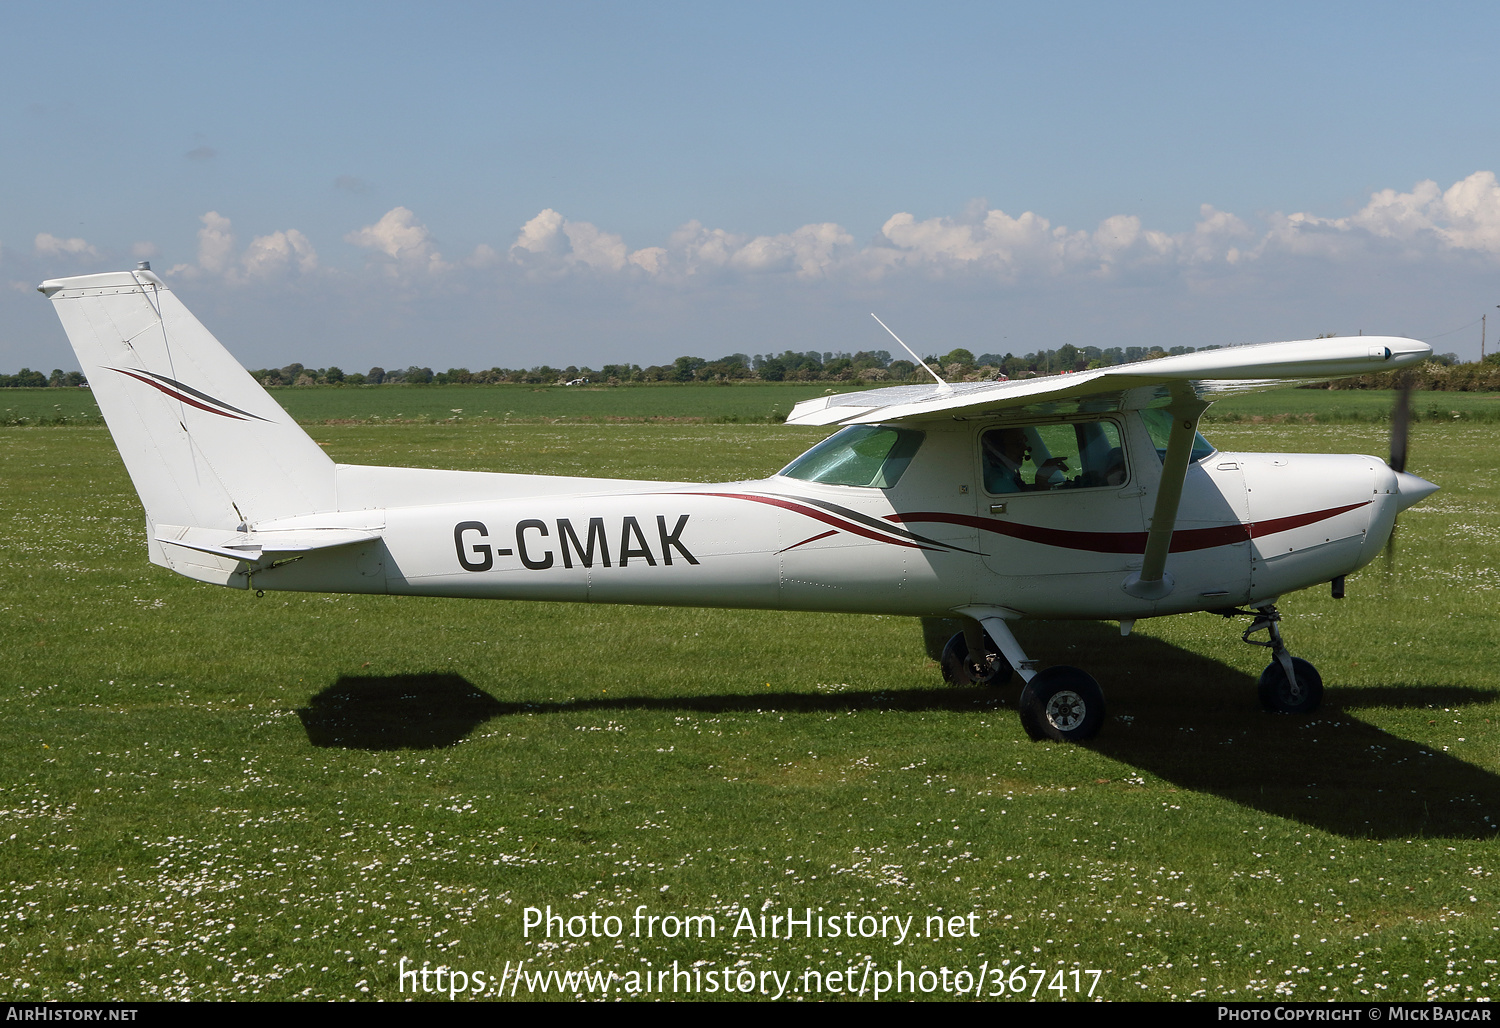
[1232, 604, 1324, 714]
[1257, 656, 1323, 714]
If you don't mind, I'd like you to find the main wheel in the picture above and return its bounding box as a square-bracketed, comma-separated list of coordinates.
[1258, 657, 1323, 713]
[1018, 666, 1105, 742]
[940, 631, 1014, 687]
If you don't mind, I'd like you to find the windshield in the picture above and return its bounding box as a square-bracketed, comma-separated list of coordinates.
[1139, 409, 1216, 464]
[778, 425, 925, 488]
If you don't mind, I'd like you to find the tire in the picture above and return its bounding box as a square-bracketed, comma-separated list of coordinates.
[1258, 657, 1323, 714]
[940, 631, 1014, 688]
[1018, 666, 1105, 742]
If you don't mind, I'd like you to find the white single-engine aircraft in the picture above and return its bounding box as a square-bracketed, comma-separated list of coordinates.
[40, 266, 1439, 742]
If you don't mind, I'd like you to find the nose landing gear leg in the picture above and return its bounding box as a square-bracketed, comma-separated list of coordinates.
[1239, 605, 1324, 714]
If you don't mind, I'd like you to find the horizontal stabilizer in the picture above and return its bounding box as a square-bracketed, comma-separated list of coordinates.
[155, 525, 380, 568]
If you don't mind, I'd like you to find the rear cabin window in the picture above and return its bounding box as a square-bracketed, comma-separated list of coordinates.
[982, 421, 1126, 494]
[779, 425, 925, 488]
[1138, 409, 1217, 464]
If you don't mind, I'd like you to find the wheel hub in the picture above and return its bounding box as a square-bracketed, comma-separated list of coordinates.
[1044, 690, 1087, 731]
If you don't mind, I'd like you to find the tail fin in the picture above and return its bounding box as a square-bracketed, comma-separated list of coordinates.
[40, 269, 336, 580]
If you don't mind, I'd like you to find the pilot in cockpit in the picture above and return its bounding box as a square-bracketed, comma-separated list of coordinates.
[983, 427, 1070, 493]
[983, 428, 1030, 493]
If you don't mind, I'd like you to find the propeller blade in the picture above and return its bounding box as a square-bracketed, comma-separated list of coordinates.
[1384, 379, 1414, 572]
[1389, 381, 1412, 474]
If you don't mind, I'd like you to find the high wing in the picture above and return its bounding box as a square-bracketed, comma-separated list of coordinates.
[785, 336, 1432, 427]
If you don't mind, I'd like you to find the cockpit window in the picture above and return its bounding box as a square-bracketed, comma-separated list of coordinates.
[1138, 409, 1216, 464]
[779, 425, 924, 488]
[982, 421, 1127, 494]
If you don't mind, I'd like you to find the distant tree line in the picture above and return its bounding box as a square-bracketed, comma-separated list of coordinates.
[236, 344, 1226, 388]
[8, 346, 1497, 390]
[0, 369, 87, 388]
[1316, 351, 1500, 391]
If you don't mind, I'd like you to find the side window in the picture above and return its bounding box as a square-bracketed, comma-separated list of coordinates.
[981, 421, 1127, 494]
[1138, 409, 1217, 464]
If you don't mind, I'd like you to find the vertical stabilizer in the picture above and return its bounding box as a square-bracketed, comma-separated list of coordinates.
[40, 270, 337, 579]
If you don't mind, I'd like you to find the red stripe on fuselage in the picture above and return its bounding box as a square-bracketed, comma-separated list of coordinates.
[886, 501, 1369, 554]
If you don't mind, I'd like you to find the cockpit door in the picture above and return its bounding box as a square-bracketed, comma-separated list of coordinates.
[964, 413, 1252, 616]
[974, 418, 1149, 589]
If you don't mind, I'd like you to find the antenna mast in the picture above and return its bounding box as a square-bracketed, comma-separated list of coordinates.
[870, 314, 950, 392]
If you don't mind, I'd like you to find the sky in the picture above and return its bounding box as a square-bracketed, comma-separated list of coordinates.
[4, 0, 1500, 372]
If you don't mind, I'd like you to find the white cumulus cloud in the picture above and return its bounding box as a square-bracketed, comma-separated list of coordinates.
[1257, 171, 1500, 260]
[166, 211, 319, 283]
[730, 223, 853, 278]
[346, 207, 446, 273]
[196, 211, 236, 274]
[510, 209, 568, 260]
[878, 207, 1089, 279]
[563, 220, 629, 272]
[71, 172, 1500, 343]
[1183, 205, 1253, 265]
[664, 220, 745, 274]
[509, 209, 642, 274]
[242, 229, 318, 278]
[1428, 171, 1500, 252]
[509, 211, 854, 281]
[627, 247, 667, 274]
[34, 233, 99, 259]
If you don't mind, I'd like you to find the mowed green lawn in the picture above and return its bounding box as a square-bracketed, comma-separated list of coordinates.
[8, 382, 1500, 427]
[0, 413, 1496, 1002]
[1, 382, 871, 427]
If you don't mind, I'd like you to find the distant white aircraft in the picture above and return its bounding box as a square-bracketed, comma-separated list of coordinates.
[41, 266, 1437, 741]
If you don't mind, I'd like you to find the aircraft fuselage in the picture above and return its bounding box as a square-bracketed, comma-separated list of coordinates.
[218, 414, 1408, 624]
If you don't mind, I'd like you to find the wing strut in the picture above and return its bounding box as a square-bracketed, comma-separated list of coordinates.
[1123, 392, 1210, 600]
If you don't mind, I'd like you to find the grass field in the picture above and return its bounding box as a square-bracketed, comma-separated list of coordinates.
[1, 404, 1497, 1001]
[0, 382, 873, 427]
[7, 382, 1500, 428]
[1205, 388, 1500, 425]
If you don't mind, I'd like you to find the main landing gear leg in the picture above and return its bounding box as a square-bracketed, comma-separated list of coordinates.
[939, 622, 1014, 688]
[968, 614, 1106, 743]
[1237, 604, 1324, 714]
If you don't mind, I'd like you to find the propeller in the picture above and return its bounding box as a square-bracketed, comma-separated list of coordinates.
[1384, 378, 1413, 570]
[1389, 379, 1411, 474]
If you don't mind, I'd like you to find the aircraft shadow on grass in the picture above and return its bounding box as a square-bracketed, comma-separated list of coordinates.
[296, 622, 1499, 840]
